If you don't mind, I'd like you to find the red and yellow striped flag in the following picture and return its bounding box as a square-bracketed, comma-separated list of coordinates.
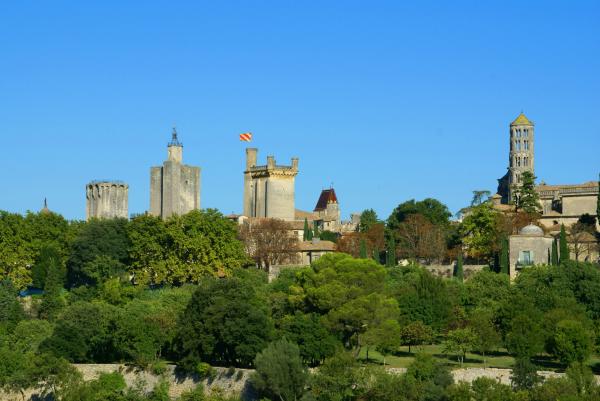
[239, 132, 252, 142]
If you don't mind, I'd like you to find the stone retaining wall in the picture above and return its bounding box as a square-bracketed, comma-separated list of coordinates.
[2, 364, 599, 400]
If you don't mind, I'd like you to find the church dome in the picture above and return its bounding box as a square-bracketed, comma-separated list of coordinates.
[519, 224, 544, 236]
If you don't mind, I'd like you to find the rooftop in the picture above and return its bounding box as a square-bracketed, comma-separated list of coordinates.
[510, 112, 534, 126]
[314, 188, 338, 211]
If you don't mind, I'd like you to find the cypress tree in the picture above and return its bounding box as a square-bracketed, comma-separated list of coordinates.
[596, 173, 600, 225]
[500, 237, 509, 275]
[559, 224, 569, 263]
[359, 239, 368, 259]
[386, 237, 396, 267]
[313, 221, 320, 238]
[547, 248, 551, 265]
[454, 253, 464, 282]
[307, 226, 314, 241]
[303, 218, 309, 241]
[551, 239, 559, 266]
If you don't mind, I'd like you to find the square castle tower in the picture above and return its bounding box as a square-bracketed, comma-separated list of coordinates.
[243, 148, 298, 221]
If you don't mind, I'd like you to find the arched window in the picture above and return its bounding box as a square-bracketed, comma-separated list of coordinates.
[524, 128, 528, 137]
[516, 141, 521, 151]
[517, 157, 521, 167]
[524, 140, 528, 150]
[524, 157, 528, 166]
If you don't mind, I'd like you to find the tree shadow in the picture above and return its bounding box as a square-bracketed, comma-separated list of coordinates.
[531, 355, 564, 371]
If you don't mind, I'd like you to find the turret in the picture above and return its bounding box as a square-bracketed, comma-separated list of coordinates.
[167, 127, 183, 163]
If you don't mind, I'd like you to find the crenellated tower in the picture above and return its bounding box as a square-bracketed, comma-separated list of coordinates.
[243, 148, 299, 221]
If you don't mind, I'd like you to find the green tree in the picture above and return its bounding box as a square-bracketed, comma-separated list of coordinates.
[453, 253, 464, 282]
[513, 171, 542, 214]
[548, 320, 593, 365]
[505, 313, 545, 358]
[510, 357, 541, 391]
[301, 254, 396, 351]
[399, 320, 432, 353]
[469, 310, 501, 368]
[68, 218, 130, 286]
[10, 320, 54, 353]
[443, 328, 476, 367]
[362, 319, 401, 366]
[307, 353, 360, 401]
[40, 301, 119, 362]
[499, 237, 509, 274]
[0, 281, 25, 332]
[0, 212, 34, 290]
[358, 209, 380, 233]
[252, 338, 308, 401]
[559, 224, 570, 263]
[0, 346, 31, 400]
[129, 210, 249, 285]
[387, 198, 452, 230]
[278, 312, 339, 366]
[177, 276, 272, 368]
[458, 202, 505, 261]
[313, 221, 320, 239]
[551, 239, 559, 266]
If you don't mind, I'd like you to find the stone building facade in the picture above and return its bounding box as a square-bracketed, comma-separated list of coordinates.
[537, 181, 599, 229]
[150, 129, 201, 220]
[243, 148, 298, 221]
[86, 180, 129, 220]
[495, 113, 599, 230]
[508, 224, 553, 279]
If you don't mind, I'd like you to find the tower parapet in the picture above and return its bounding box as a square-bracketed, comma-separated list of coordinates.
[243, 148, 299, 221]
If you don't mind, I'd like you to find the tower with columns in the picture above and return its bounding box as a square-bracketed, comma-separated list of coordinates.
[497, 113, 535, 204]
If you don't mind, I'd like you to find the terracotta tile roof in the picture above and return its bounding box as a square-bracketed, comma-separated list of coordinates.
[295, 209, 315, 220]
[314, 188, 338, 211]
[299, 240, 336, 251]
[537, 181, 598, 191]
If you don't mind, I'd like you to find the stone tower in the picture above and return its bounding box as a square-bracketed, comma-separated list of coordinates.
[497, 113, 535, 203]
[86, 180, 129, 220]
[243, 148, 298, 221]
[150, 128, 201, 220]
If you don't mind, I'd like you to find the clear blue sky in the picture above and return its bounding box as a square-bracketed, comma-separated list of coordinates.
[1, 1, 599, 221]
